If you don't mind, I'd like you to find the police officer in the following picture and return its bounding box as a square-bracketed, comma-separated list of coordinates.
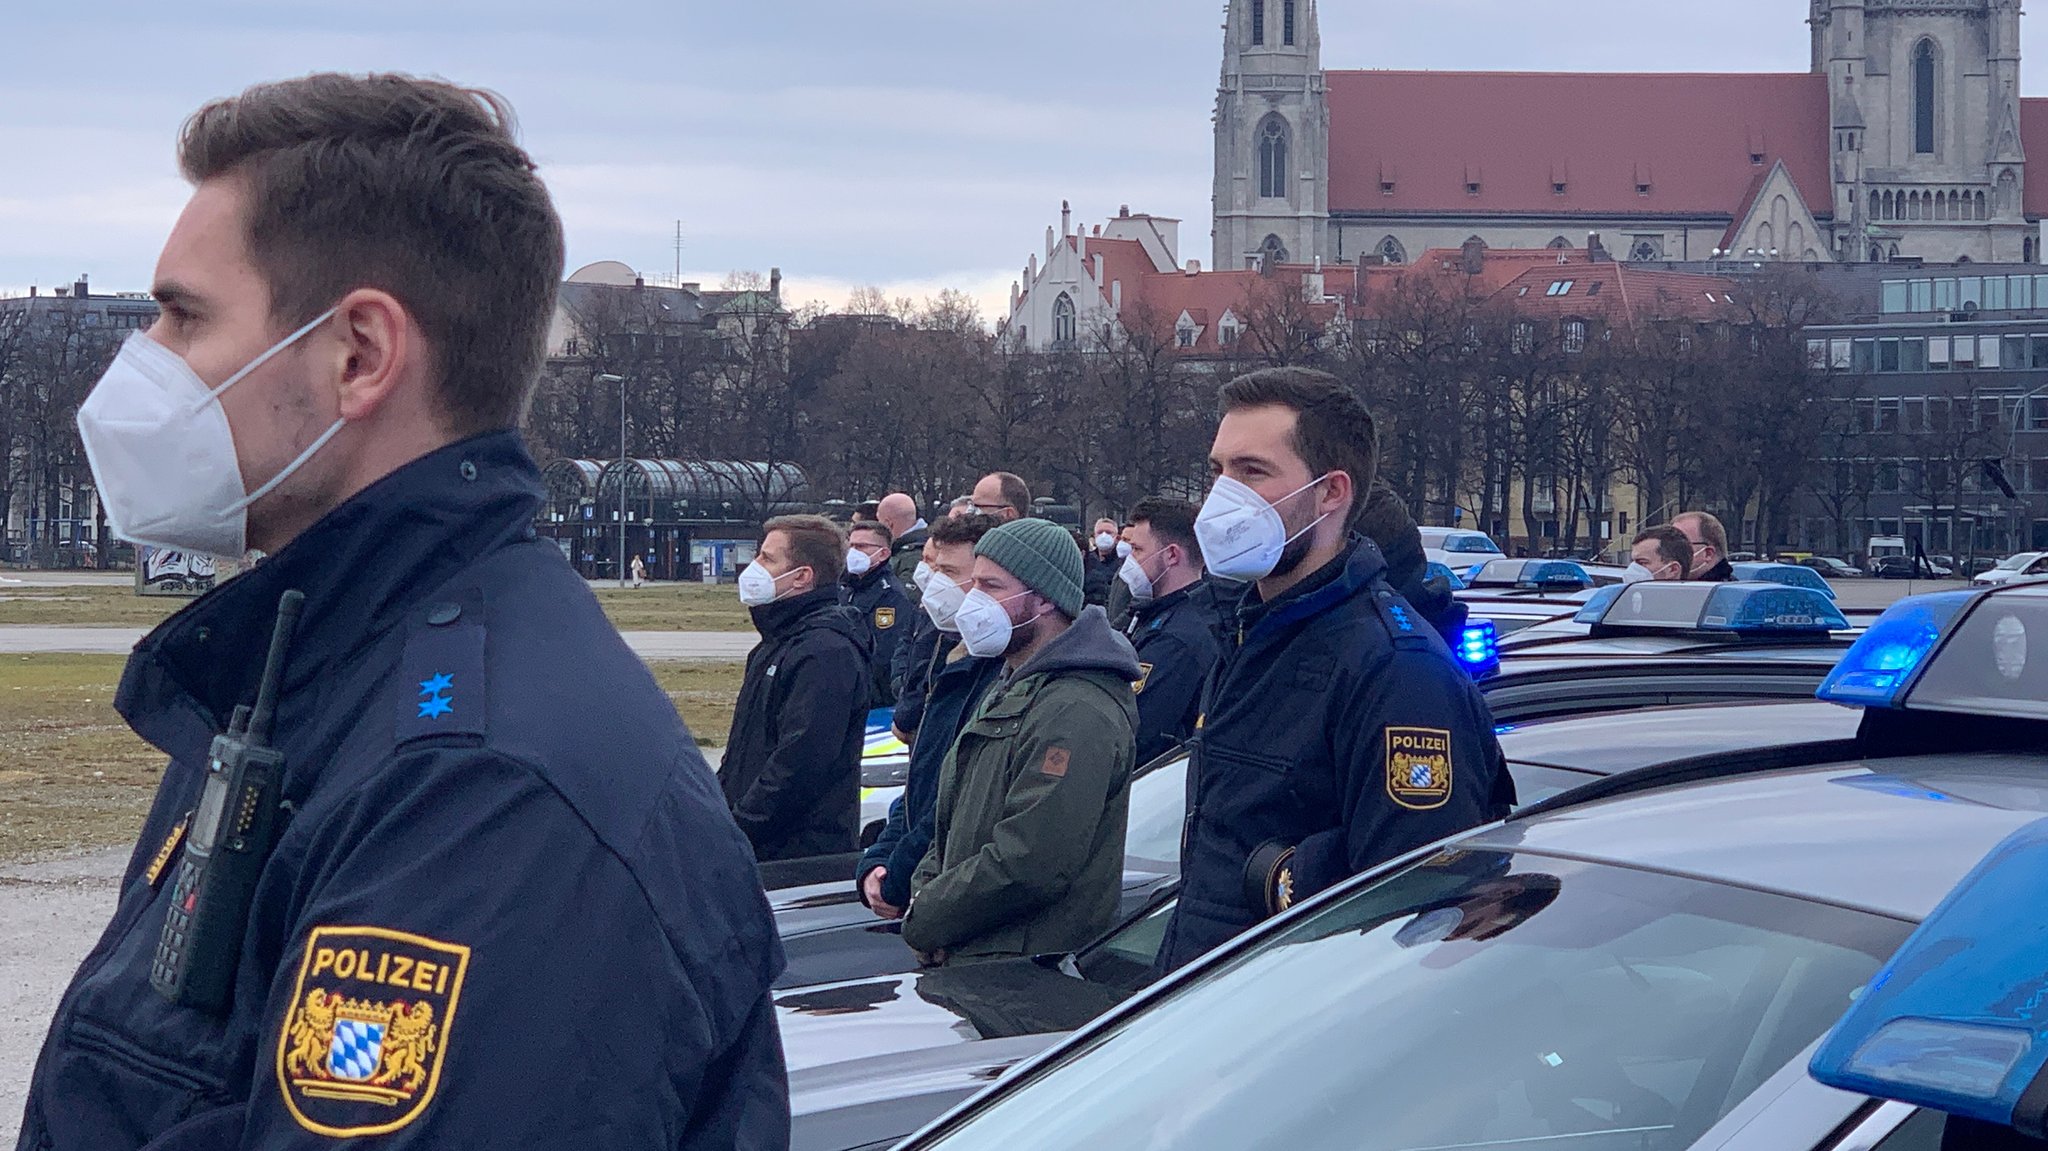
[1158, 368, 1514, 972]
[22, 74, 787, 1149]
[1118, 497, 1224, 764]
[843, 520, 909, 707]
[877, 492, 929, 602]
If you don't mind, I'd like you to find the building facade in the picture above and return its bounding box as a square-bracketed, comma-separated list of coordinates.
[1214, 0, 2047, 274]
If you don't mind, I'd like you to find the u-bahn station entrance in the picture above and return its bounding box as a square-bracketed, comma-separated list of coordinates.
[539, 458, 812, 582]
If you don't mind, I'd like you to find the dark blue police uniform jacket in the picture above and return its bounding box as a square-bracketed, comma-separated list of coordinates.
[1157, 537, 1514, 972]
[16, 433, 788, 1151]
[856, 635, 1003, 910]
[1124, 580, 1226, 766]
[842, 566, 910, 708]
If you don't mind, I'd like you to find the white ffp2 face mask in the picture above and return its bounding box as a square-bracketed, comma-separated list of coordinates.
[1119, 553, 1158, 604]
[76, 309, 341, 558]
[1194, 473, 1331, 583]
[845, 547, 874, 577]
[738, 560, 805, 607]
[921, 574, 968, 632]
[956, 587, 1043, 658]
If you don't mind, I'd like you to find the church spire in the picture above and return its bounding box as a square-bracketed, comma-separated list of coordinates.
[1213, 0, 1328, 270]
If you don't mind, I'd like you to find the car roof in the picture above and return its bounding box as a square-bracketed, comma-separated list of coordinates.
[1498, 700, 1858, 774]
[1467, 753, 2048, 922]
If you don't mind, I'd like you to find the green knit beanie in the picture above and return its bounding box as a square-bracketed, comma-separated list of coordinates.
[974, 518, 1085, 618]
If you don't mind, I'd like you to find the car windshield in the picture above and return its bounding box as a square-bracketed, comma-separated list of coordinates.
[919, 850, 1905, 1151]
[1997, 554, 2035, 570]
[1447, 535, 1503, 554]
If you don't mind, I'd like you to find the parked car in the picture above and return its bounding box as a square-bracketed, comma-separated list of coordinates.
[1873, 555, 1951, 580]
[1416, 527, 1504, 570]
[1798, 555, 1862, 579]
[1973, 551, 2048, 586]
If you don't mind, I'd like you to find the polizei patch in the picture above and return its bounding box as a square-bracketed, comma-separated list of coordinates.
[276, 925, 471, 1137]
[1386, 727, 1454, 810]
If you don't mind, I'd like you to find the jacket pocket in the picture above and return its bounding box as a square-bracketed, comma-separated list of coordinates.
[68, 1017, 229, 1097]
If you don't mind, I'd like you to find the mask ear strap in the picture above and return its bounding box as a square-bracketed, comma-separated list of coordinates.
[207, 307, 340, 402]
[226, 418, 346, 514]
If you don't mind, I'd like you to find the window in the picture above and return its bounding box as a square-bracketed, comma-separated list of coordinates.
[1881, 281, 1909, 313]
[1875, 398, 1900, 432]
[1832, 339, 1853, 369]
[1553, 181, 1567, 195]
[1513, 322, 1535, 354]
[1629, 239, 1661, 261]
[1928, 336, 1950, 366]
[2014, 275, 2035, 310]
[1586, 281, 1603, 296]
[1381, 180, 1396, 196]
[1879, 339, 1901, 372]
[1935, 278, 1957, 311]
[1807, 339, 1829, 368]
[1877, 461, 1902, 493]
[1176, 321, 1197, 349]
[1466, 180, 1482, 196]
[1546, 280, 1574, 297]
[1910, 279, 1933, 311]
[1986, 276, 2009, 311]
[1953, 335, 1976, 366]
[1250, 0, 1264, 45]
[1258, 118, 1289, 199]
[1851, 340, 1875, 373]
[1283, 0, 1295, 45]
[1220, 319, 1240, 347]
[1979, 335, 2001, 368]
[1563, 321, 1587, 353]
[1959, 277, 1984, 309]
[2032, 397, 2048, 431]
[2006, 335, 2028, 369]
[1052, 292, 1077, 348]
[1637, 181, 1652, 196]
[1901, 337, 1928, 372]
[1902, 397, 1927, 431]
[1915, 39, 1937, 154]
[1260, 233, 1289, 266]
[1376, 236, 1406, 265]
[2033, 335, 2048, 369]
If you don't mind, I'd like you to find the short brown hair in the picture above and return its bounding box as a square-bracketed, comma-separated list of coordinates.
[178, 73, 567, 436]
[1633, 525, 1693, 573]
[764, 514, 847, 583]
[847, 521, 893, 549]
[987, 472, 1032, 518]
[1672, 511, 1728, 557]
[1219, 368, 1379, 532]
[1126, 497, 1203, 566]
[928, 513, 1002, 549]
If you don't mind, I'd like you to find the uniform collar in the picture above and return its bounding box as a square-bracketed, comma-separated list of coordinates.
[1237, 536, 1388, 634]
[844, 565, 890, 592]
[116, 431, 545, 749]
[1131, 582, 1195, 626]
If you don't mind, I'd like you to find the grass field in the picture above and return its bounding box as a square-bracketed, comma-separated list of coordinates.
[0, 582, 755, 632]
[0, 654, 744, 863]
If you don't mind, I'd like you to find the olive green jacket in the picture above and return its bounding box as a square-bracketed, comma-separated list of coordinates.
[902, 608, 1140, 963]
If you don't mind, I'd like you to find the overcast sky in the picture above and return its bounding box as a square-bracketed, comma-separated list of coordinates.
[8, 0, 2048, 319]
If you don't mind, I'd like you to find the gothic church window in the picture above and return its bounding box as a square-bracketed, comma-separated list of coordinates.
[1377, 235, 1407, 265]
[1284, 0, 1296, 45]
[1259, 117, 1290, 199]
[1547, 236, 1571, 250]
[1262, 234, 1290, 266]
[1052, 292, 1077, 348]
[1251, 0, 1265, 45]
[1629, 238, 1662, 262]
[1914, 40, 1937, 155]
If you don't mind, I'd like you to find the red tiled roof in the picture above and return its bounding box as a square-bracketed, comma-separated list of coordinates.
[1116, 263, 1355, 354]
[1077, 236, 1168, 307]
[1326, 71, 1832, 219]
[1488, 261, 1741, 325]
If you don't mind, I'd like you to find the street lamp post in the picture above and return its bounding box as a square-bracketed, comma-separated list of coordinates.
[597, 373, 628, 588]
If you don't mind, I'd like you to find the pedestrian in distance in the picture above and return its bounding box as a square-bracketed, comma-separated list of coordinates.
[902, 518, 1140, 966]
[20, 72, 788, 1151]
[1083, 516, 1122, 607]
[722, 515, 872, 863]
[1158, 368, 1514, 973]
[630, 552, 646, 588]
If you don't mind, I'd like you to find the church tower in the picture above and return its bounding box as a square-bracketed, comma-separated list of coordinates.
[1818, 0, 2029, 263]
[1213, 0, 1330, 270]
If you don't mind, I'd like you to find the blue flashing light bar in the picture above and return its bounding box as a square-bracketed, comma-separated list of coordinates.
[1572, 585, 1624, 624]
[1731, 562, 1838, 600]
[1424, 561, 1467, 591]
[1456, 619, 1500, 680]
[1696, 584, 1849, 633]
[1815, 591, 1977, 708]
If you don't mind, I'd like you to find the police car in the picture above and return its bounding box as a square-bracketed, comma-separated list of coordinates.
[1418, 526, 1505, 570]
[775, 584, 1867, 989]
[877, 582, 2048, 1151]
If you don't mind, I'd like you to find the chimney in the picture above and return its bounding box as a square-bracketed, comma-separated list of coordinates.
[633, 275, 644, 289]
[27, 285, 34, 297]
[1587, 233, 1610, 263]
[1112, 280, 1123, 309]
[1460, 236, 1486, 275]
[1093, 253, 1104, 283]
[1061, 200, 1072, 236]
[1011, 281, 1021, 313]
[74, 274, 89, 300]
[1046, 226, 1056, 258]
[1091, 224, 1101, 236]
[1029, 252, 1039, 280]
[54, 286, 68, 297]
[1077, 230, 1086, 261]
[1185, 259, 1202, 276]
[1119, 205, 1131, 218]
[769, 267, 782, 299]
